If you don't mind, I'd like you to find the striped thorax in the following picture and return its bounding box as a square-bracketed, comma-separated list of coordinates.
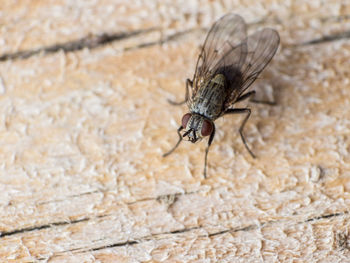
[181, 74, 226, 142]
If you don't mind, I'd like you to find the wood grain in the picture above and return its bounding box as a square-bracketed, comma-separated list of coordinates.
[1, 1, 350, 262]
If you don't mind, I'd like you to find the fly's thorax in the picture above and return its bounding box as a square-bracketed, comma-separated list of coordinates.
[211, 73, 225, 86]
[190, 73, 226, 119]
[181, 113, 213, 143]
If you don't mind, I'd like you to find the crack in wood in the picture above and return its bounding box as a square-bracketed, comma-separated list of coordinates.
[3, 189, 346, 241]
[0, 190, 201, 240]
[0, 28, 199, 62]
[0, 28, 157, 61]
[5, 13, 348, 62]
[48, 211, 349, 259]
[1, 24, 349, 64]
[302, 30, 350, 45]
[62, 226, 202, 255]
[0, 191, 197, 238]
[304, 211, 346, 222]
[116, 28, 200, 52]
[208, 224, 261, 237]
[0, 215, 107, 238]
[0, 218, 89, 237]
[37, 190, 102, 205]
[208, 212, 349, 238]
[87, 226, 202, 251]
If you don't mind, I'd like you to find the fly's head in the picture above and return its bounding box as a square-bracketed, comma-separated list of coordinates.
[181, 113, 213, 143]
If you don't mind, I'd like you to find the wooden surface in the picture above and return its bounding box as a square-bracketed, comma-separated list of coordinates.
[1, 1, 350, 262]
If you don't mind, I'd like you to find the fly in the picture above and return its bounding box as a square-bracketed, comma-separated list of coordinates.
[163, 13, 280, 178]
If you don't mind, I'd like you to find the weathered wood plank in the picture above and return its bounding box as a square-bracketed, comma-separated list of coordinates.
[1, 0, 350, 261]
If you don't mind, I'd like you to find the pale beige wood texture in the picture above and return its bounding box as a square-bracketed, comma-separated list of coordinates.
[1, 1, 350, 262]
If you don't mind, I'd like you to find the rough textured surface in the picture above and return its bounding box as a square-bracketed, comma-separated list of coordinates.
[1, 0, 350, 262]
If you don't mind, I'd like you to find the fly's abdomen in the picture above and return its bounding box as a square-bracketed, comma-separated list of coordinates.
[190, 74, 226, 119]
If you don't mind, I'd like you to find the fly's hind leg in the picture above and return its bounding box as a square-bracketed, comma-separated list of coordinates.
[168, 79, 192, 105]
[224, 90, 274, 158]
[237, 90, 276, 105]
[224, 108, 256, 158]
[204, 124, 216, 179]
[163, 126, 184, 157]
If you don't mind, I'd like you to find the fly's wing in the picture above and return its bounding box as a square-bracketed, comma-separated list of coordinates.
[191, 14, 247, 98]
[224, 28, 280, 108]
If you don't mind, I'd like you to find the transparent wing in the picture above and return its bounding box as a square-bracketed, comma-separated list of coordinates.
[224, 28, 280, 107]
[241, 28, 280, 92]
[191, 13, 247, 97]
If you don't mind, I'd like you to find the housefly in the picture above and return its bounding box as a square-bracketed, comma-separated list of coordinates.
[163, 13, 280, 178]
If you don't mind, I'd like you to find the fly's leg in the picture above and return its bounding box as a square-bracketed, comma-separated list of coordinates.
[236, 91, 256, 103]
[163, 126, 183, 157]
[237, 90, 276, 105]
[204, 124, 216, 179]
[168, 79, 192, 105]
[250, 97, 276, 105]
[224, 108, 256, 158]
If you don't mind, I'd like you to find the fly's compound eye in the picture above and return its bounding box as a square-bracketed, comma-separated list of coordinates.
[201, 120, 213, 137]
[181, 113, 191, 128]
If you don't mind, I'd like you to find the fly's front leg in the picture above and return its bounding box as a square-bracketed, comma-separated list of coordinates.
[204, 124, 216, 179]
[224, 108, 256, 158]
[168, 79, 192, 105]
[163, 126, 183, 157]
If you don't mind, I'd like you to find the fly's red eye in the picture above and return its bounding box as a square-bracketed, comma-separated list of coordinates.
[181, 113, 191, 128]
[201, 120, 213, 137]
